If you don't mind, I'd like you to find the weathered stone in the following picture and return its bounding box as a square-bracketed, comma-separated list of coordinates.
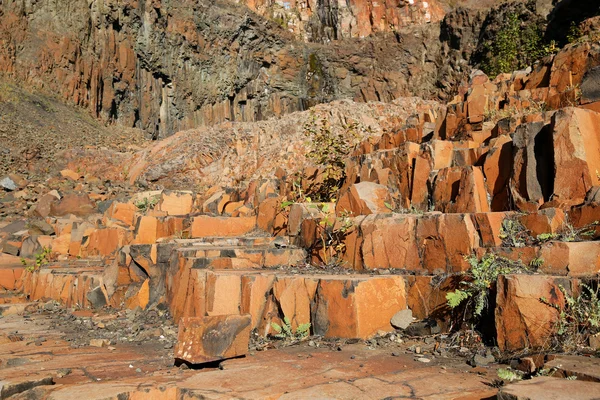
[433, 166, 490, 213]
[551, 108, 600, 204]
[191, 216, 257, 238]
[498, 376, 600, 400]
[496, 274, 571, 352]
[49, 193, 96, 217]
[336, 182, 394, 216]
[390, 309, 413, 330]
[313, 275, 406, 339]
[360, 214, 420, 271]
[174, 315, 251, 364]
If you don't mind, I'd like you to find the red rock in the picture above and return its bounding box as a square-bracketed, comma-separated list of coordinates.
[551, 107, 600, 204]
[49, 193, 96, 217]
[313, 275, 406, 339]
[60, 169, 82, 181]
[191, 216, 257, 238]
[174, 315, 251, 364]
[157, 191, 194, 216]
[471, 212, 510, 247]
[496, 274, 570, 351]
[360, 214, 420, 271]
[483, 135, 513, 211]
[272, 276, 318, 330]
[433, 167, 490, 213]
[498, 376, 600, 400]
[519, 208, 565, 237]
[336, 182, 394, 215]
[32, 191, 61, 218]
[539, 241, 600, 276]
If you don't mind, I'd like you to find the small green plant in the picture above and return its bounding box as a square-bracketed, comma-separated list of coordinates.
[134, 195, 159, 213]
[446, 253, 531, 320]
[499, 217, 529, 247]
[302, 113, 360, 202]
[481, 13, 558, 78]
[541, 283, 600, 351]
[316, 210, 354, 266]
[21, 247, 52, 273]
[497, 367, 523, 382]
[270, 317, 311, 341]
[567, 22, 583, 44]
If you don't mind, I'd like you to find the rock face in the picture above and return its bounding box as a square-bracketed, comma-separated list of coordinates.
[242, 0, 446, 42]
[0, 0, 486, 138]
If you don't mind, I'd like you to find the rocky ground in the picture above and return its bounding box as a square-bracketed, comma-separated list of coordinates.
[2, 0, 600, 399]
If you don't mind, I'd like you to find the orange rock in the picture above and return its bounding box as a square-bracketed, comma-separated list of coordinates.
[257, 197, 287, 235]
[32, 191, 61, 218]
[139, 279, 150, 309]
[433, 166, 490, 213]
[360, 214, 420, 271]
[519, 208, 566, 237]
[174, 315, 251, 364]
[406, 275, 457, 322]
[336, 182, 394, 216]
[272, 276, 318, 330]
[551, 107, 600, 204]
[205, 271, 243, 316]
[539, 241, 600, 276]
[82, 227, 131, 257]
[157, 191, 194, 216]
[496, 274, 569, 351]
[106, 202, 138, 227]
[415, 214, 447, 274]
[510, 122, 549, 211]
[483, 135, 513, 211]
[60, 169, 82, 181]
[440, 214, 480, 272]
[313, 276, 406, 339]
[471, 212, 510, 247]
[241, 273, 276, 330]
[191, 216, 257, 238]
[49, 193, 96, 217]
[428, 140, 454, 170]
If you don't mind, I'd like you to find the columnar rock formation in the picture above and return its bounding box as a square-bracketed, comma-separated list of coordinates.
[240, 0, 446, 42]
[0, 0, 483, 138]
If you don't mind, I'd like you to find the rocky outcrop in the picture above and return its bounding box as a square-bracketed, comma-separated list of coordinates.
[0, 0, 486, 138]
[242, 0, 446, 42]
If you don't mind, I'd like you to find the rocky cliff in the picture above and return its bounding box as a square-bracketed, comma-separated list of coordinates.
[240, 0, 446, 42]
[0, 0, 486, 139]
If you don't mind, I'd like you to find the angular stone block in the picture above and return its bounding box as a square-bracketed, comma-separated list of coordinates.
[174, 315, 251, 364]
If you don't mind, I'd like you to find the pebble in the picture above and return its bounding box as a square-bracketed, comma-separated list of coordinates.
[417, 357, 431, 363]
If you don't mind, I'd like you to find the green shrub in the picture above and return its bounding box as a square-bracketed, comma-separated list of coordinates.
[481, 12, 558, 77]
[446, 253, 532, 320]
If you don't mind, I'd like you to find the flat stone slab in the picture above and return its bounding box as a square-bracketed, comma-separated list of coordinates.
[545, 355, 600, 382]
[498, 376, 600, 400]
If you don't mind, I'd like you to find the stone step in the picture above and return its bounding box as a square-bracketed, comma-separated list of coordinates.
[167, 269, 408, 339]
[0, 301, 37, 316]
[498, 376, 600, 400]
[190, 215, 258, 238]
[22, 265, 109, 310]
[179, 247, 306, 270]
[0, 290, 27, 304]
[545, 355, 600, 382]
